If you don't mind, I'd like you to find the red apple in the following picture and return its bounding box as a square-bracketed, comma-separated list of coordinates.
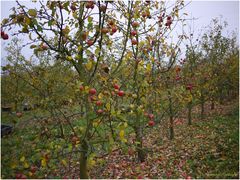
[132, 21, 139, 28]
[99, 5, 107, 12]
[1, 31, 5, 37]
[101, 28, 109, 34]
[118, 90, 124, 97]
[111, 26, 117, 33]
[70, 4, 77, 11]
[186, 84, 193, 91]
[16, 112, 23, 118]
[148, 113, 154, 120]
[142, 12, 147, 18]
[113, 84, 120, 90]
[89, 88, 97, 95]
[131, 30, 137, 36]
[15, 173, 27, 179]
[79, 85, 84, 91]
[108, 20, 114, 26]
[144, 112, 148, 117]
[96, 100, 102, 106]
[87, 39, 94, 46]
[175, 76, 181, 81]
[80, 31, 88, 41]
[86, 1, 94, 9]
[90, 95, 97, 102]
[42, 44, 48, 50]
[128, 148, 134, 156]
[30, 165, 37, 173]
[2, 33, 9, 40]
[97, 109, 104, 115]
[165, 19, 172, 27]
[131, 39, 137, 45]
[176, 66, 181, 72]
[148, 120, 155, 126]
[111, 91, 115, 96]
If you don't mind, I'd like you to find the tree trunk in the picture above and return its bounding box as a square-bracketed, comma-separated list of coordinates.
[188, 102, 192, 125]
[80, 140, 89, 179]
[135, 126, 145, 162]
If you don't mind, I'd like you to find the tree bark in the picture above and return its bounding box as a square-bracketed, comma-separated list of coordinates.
[80, 140, 89, 179]
[135, 126, 145, 162]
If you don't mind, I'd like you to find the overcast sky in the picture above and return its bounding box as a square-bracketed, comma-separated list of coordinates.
[1, 1, 239, 65]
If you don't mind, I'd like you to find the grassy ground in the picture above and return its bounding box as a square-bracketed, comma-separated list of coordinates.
[92, 102, 239, 179]
[1, 101, 239, 179]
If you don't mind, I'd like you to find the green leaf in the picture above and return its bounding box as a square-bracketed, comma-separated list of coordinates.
[48, 20, 53, 26]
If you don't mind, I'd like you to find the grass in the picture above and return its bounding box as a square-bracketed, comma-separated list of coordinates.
[186, 106, 239, 178]
[1, 103, 239, 179]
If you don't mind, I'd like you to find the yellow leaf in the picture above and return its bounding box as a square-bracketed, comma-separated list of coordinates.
[87, 153, 96, 168]
[132, 94, 137, 99]
[1, 18, 9, 25]
[106, 102, 111, 111]
[28, 9, 37, 17]
[129, 104, 134, 109]
[146, 63, 151, 72]
[61, 159, 67, 166]
[175, 10, 179, 18]
[41, 158, 47, 167]
[113, 79, 118, 83]
[63, 25, 70, 35]
[150, 57, 155, 63]
[25, 17, 31, 25]
[87, 155, 96, 168]
[85, 61, 93, 71]
[20, 156, 25, 162]
[77, 45, 82, 51]
[10, 162, 17, 169]
[29, 172, 33, 177]
[139, 41, 145, 48]
[66, 56, 73, 61]
[98, 93, 103, 99]
[94, 119, 101, 127]
[73, 11, 78, 19]
[126, 51, 133, 59]
[24, 162, 29, 169]
[119, 130, 125, 140]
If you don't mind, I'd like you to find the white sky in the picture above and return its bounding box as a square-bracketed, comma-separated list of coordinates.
[1, 0, 239, 65]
